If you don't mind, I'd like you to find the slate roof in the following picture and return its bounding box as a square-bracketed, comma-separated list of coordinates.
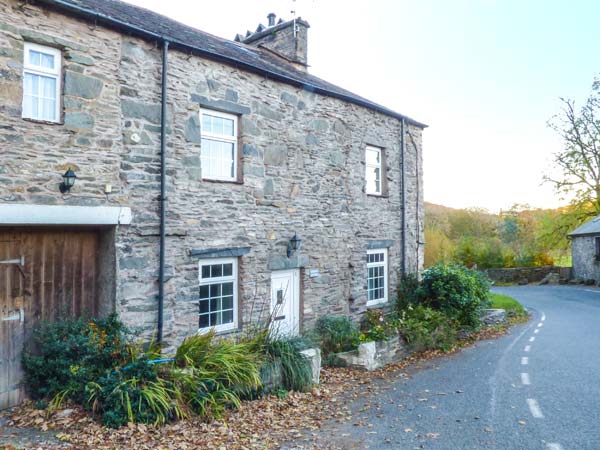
[38, 0, 426, 128]
[568, 215, 600, 237]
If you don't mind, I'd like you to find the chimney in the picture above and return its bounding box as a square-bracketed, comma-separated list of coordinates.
[234, 13, 310, 71]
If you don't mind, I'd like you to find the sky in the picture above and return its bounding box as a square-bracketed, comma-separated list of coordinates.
[124, 0, 600, 212]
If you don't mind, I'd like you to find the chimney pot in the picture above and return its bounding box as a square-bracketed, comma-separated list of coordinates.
[267, 13, 276, 27]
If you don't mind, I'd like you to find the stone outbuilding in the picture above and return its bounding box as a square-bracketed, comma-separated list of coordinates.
[569, 215, 600, 281]
[0, 0, 426, 408]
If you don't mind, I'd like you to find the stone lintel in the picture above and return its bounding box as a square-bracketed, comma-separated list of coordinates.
[0, 204, 132, 225]
[268, 254, 309, 270]
[190, 95, 251, 115]
[367, 239, 395, 249]
[190, 246, 251, 259]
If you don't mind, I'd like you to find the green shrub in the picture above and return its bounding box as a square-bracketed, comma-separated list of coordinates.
[396, 273, 421, 311]
[22, 314, 128, 402]
[419, 264, 491, 329]
[398, 306, 458, 352]
[314, 315, 360, 356]
[360, 309, 399, 342]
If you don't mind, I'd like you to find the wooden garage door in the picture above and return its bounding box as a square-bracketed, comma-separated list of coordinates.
[0, 229, 100, 409]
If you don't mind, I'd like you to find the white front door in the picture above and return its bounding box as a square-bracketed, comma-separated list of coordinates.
[270, 269, 300, 336]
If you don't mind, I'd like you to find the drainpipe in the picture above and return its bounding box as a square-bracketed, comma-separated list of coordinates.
[400, 118, 407, 275]
[158, 40, 169, 344]
[407, 129, 422, 272]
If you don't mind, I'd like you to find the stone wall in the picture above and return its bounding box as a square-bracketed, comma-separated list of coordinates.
[571, 236, 600, 281]
[0, 0, 425, 347]
[485, 266, 566, 284]
[334, 336, 408, 371]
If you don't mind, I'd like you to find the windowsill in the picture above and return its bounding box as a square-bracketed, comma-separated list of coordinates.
[202, 178, 244, 185]
[22, 117, 62, 126]
[366, 192, 390, 198]
[198, 323, 237, 335]
[366, 299, 388, 308]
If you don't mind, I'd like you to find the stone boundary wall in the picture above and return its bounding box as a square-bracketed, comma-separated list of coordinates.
[485, 266, 572, 284]
[334, 335, 409, 371]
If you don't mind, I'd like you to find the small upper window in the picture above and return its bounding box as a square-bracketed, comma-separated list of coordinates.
[365, 145, 383, 195]
[200, 109, 238, 181]
[22, 43, 61, 122]
[198, 257, 238, 332]
[595, 237, 600, 261]
[366, 248, 388, 306]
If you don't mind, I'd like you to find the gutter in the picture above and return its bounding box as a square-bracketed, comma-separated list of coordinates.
[157, 40, 169, 344]
[38, 0, 427, 129]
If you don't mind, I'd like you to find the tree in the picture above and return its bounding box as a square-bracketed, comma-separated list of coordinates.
[424, 226, 453, 268]
[546, 77, 600, 217]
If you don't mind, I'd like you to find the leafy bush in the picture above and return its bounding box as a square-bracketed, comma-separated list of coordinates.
[454, 237, 507, 269]
[419, 264, 491, 329]
[360, 309, 399, 342]
[314, 315, 360, 356]
[22, 314, 128, 402]
[396, 273, 421, 312]
[398, 306, 458, 352]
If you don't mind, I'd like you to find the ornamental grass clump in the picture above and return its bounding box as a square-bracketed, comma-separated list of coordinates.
[263, 336, 313, 392]
[85, 350, 187, 428]
[314, 315, 360, 356]
[172, 330, 263, 418]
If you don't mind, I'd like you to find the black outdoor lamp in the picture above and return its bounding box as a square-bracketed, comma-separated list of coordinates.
[59, 168, 77, 193]
[287, 232, 302, 257]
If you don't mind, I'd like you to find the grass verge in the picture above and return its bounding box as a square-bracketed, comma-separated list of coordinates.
[489, 292, 528, 323]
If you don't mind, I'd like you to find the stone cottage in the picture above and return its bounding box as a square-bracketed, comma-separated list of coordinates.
[569, 215, 600, 281]
[0, 0, 426, 407]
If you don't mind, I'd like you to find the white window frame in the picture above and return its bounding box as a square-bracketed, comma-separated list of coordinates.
[200, 109, 238, 182]
[198, 257, 238, 333]
[365, 145, 383, 195]
[366, 248, 388, 306]
[22, 42, 62, 123]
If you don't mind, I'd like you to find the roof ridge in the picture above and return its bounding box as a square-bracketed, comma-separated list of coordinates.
[39, 0, 427, 128]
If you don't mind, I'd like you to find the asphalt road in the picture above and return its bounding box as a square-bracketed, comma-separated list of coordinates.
[313, 286, 600, 450]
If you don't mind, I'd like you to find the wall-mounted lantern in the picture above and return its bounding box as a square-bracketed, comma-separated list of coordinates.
[287, 232, 302, 257]
[59, 168, 77, 193]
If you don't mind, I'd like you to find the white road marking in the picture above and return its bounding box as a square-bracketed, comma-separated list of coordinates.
[524, 345, 531, 352]
[534, 329, 540, 334]
[529, 336, 536, 342]
[521, 357, 529, 365]
[541, 313, 546, 321]
[521, 373, 531, 385]
[547, 443, 564, 450]
[583, 289, 600, 293]
[527, 398, 544, 418]
[489, 322, 535, 419]
[538, 322, 543, 327]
